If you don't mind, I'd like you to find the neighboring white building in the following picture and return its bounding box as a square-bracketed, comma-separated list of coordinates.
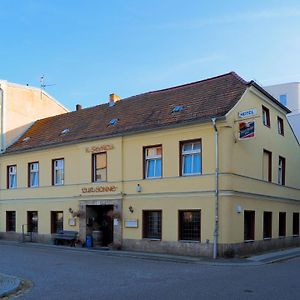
[0, 80, 69, 152]
[265, 82, 300, 142]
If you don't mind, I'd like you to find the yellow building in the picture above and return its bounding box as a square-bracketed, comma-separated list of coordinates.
[0, 72, 299, 257]
[0, 79, 68, 152]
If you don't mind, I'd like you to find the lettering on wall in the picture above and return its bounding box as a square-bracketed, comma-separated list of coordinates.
[238, 108, 257, 118]
[81, 186, 117, 193]
[85, 144, 113, 153]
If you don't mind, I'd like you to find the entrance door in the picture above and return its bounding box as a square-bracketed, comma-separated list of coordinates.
[86, 205, 114, 246]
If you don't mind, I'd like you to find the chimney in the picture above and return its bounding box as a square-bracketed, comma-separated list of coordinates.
[76, 104, 82, 111]
[109, 93, 121, 106]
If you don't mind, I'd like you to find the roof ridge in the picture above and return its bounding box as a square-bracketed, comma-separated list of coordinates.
[142, 71, 247, 95]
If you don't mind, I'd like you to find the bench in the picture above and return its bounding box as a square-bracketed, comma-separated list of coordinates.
[52, 230, 78, 247]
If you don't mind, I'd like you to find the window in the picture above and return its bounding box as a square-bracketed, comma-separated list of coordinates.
[293, 213, 299, 236]
[179, 210, 201, 241]
[143, 210, 162, 239]
[92, 153, 107, 182]
[52, 159, 64, 185]
[27, 211, 38, 233]
[244, 210, 255, 241]
[51, 211, 64, 234]
[180, 140, 201, 176]
[144, 146, 162, 179]
[7, 165, 17, 189]
[279, 212, 286, 237]
[28, 162, 39, 187]
[172, 105, 184, 113]
[6, 211, 16, 232]
[277, 117, 284, 136]
[262, 106, 270, 127]
[263, 211, 272, 239]
[278, 156, 286, 185]
[263, 150, 272, 182]
[279, 94, 287, 106]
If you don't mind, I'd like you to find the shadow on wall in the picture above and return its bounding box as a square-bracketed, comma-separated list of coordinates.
[3, 122, 36, 151]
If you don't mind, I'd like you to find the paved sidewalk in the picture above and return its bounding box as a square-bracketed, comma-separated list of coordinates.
[1, 240, 300, 266]
[0, 272, 21, 298]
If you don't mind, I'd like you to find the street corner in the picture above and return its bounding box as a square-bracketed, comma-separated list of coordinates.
[0, 273, 31, 299]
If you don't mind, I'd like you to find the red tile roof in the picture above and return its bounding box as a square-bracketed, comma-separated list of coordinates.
[6, 72, 249, 153]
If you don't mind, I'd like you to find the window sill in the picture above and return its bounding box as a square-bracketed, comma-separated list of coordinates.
[179, 240, 200, 243]
[244, 239, 255, 243]
[143, 238, 161, 241]
[144, 177, 162, 180]
[279, 236, 286, 239]
[263, 237, 272, 240]
[181, 173, 202, 177]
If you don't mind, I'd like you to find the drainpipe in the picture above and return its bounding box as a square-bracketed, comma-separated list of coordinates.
[0, 86, 4, 152]
[212, 117, 219, 259]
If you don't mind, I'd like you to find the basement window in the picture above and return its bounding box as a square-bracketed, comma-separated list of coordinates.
[108, 118, 118, 126]
[172, 105, 184, 113]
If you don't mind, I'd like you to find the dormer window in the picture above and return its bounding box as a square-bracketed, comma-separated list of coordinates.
[108, 118, 118, 126]
[60, 128, 70, 135]
[172, 105, 184, 113]
[23, 137, 30, 142]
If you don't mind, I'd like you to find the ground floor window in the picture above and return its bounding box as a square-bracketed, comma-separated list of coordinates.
[244, 210, 255, 241]
[6, 211, 16, 232]
[178, 210, 201, 241]
[279, 212, 286, 237]
[51, 211, 64, 233]
[293, 213, 299, 236]
[27, 211, 38, 233]
[263, 211, 272, 239]
[143, 210, 162, 239]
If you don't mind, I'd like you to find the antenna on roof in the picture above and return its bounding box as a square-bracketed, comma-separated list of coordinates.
[40, 75, 56, 90]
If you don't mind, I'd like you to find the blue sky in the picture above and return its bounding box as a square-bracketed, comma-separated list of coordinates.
[0, 0, 300, 110]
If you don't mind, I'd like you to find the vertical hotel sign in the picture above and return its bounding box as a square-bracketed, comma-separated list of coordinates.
[238, 109, 256, 140]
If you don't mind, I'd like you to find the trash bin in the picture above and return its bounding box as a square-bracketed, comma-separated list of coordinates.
[86, 235, 93, 248]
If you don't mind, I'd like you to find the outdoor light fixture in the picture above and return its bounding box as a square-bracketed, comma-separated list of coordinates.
[129, 206, 134, 213]
[236, 205, 242, 214]
[136, 184, 142, 193]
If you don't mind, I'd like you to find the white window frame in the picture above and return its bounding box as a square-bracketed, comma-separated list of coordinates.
[278, 157, 285, 185]
[53, 159, 64, 186]
[8, 165, 17, 189]
[145, 146, 162, 179]
[181, 141, 202, 176]
[29, 162, 39, 187]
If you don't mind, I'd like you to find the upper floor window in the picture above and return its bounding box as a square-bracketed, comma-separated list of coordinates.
[277, 117, 284, 136]
[262, 106, 270, 127]
[278, 156, 286, 186]
[52, 159, 64, 186]
[144, 146, 162, 179]
[7, 165, 17, 189]
[279, 94, 287, 106]
[263, 149, 272, 182]
[92, 152, 107, 182]
[28, 162, 39, 187]
[180, 140, 201, 176]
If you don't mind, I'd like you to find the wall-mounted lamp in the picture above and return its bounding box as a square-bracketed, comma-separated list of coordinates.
[136, 184, 142, 193]
[236, 205, 242, 214]
[129, 206, 134, 213]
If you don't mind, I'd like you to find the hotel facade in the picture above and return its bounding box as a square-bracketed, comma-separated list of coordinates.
[0, 72, 299, 257]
